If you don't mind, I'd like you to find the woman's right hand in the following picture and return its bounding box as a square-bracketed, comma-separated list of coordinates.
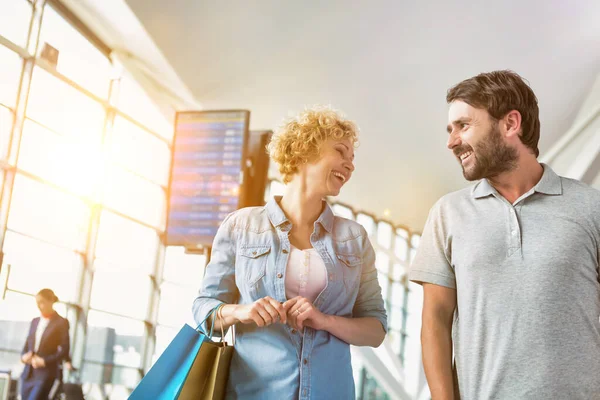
[233, 296, 288, 327]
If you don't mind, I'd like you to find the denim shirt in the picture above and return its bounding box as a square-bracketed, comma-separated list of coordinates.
[192, 197, 387, 400]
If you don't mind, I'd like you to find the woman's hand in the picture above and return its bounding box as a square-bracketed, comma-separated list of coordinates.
[284, 296, 330, 331]
[31, 355, 45, 369]
[233, 296, 288, 327]
[21, 351, 33, 364]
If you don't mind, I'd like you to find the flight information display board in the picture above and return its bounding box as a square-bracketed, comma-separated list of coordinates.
[166, 110, 250, 248]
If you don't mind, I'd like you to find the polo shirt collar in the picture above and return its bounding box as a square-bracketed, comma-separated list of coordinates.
[472, 163, 562, 199]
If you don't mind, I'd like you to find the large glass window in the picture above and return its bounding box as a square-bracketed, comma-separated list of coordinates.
[0, 106, 14, 160]
[2, 231, 81, 302]
[18, 118, 104, 198]
[103, 165, 166, 228]
[356, 213, 376, 236]
[95, 211, 159, 275]
[116, 73, 173, 140]
[83, 310, 144, 390]
[331, 203, 354, 220]
[395, 228, 410, 261]
[377, 221, 393, 248]
[8, 174, 90, 250]
[110, 116, 171, 186]
[0, 0, 32, 47]
[0, 45, 23, 109]
[26, 67, 105, 141]
[38, 5, 112, 98]
[90, 261, 151, 318]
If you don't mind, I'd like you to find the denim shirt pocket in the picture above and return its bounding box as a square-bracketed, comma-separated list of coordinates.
[238, 245, 271, 287]
[336, 254, 362, 292]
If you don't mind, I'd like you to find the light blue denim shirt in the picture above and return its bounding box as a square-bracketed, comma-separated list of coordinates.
[192, 197, 387, 400]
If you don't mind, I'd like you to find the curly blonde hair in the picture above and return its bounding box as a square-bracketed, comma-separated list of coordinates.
[267, 106, 359, 183]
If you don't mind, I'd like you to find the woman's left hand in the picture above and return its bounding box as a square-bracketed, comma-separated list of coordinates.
[283, 296, 330, 331]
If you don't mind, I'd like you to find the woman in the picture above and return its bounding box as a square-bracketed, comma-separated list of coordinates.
[20, 288, 70, 400]
[193, 106, 387, 399]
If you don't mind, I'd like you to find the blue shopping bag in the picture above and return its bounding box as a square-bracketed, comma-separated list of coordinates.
[129, 309, 224, 400]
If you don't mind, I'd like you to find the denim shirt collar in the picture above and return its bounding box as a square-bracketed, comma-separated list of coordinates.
[265, 196, 334, 233]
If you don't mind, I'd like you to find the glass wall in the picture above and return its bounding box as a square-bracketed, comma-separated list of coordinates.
[0, 1, 178, 397]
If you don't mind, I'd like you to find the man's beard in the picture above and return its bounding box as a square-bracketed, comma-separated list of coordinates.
[455, 123, 519, 181]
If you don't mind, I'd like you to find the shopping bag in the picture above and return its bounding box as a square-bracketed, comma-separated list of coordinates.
[128, 306, 233, 400]
[196, 308, 234, 400]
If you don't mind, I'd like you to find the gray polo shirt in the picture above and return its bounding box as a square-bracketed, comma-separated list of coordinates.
[410, 164, 600, 400]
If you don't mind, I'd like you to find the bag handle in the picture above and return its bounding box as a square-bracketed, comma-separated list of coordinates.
[216, 305, 236, 346]
[195, 305, 220, 338]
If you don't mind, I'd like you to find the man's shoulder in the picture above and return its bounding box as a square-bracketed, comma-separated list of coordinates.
[431, 184, 477, 212]
[560, 176, 600, 200]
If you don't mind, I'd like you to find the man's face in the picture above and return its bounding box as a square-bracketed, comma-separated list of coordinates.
[446, 101, 518, 181]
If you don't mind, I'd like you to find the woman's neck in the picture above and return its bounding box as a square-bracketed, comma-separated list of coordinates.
[279, 179, 324, 230]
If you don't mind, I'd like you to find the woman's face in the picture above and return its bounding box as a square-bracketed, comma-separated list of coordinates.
[36, 295, 53, 315]
[302, 138, 355, 197]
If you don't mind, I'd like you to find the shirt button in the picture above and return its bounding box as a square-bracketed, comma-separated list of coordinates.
[277, 273, 283, 279]
[302, 389, 307, 396]
[303, 359, 308, 365]
[291, 329, 296, 334]
[282, 249, 289, 254]
[511, 230, 517, 235]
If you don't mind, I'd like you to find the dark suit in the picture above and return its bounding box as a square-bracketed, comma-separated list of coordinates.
[21, 313, 70, 400]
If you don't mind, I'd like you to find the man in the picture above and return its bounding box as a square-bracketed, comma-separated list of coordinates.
[410, 70, 600, 399]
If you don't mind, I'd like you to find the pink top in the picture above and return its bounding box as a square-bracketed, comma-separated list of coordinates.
[285, 245, 327, 303]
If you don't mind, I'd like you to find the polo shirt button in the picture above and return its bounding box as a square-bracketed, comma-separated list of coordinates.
[277, 273, 283, 278]
[282, 249, 289, 254]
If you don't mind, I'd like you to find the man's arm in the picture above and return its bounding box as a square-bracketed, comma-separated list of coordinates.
[421, 283, 457, 400]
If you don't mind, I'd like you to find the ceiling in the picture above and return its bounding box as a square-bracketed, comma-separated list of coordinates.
[123, 0, 600, 230]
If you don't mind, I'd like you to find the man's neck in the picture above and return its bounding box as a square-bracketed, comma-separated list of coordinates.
[487, 157, 544, 204]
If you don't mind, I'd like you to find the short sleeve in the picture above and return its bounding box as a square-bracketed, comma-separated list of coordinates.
[409, 200, 456, 289]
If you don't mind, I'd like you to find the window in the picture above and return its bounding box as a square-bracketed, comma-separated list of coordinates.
[356, 213, 375, 237]
[18, 118, 103, 198]
[116, 73, 173, 140]
[162, 246, 205, 285]
[395, 228, 410, 261]
[377, 273, 389, 302]
[110, 116, 171, 186]
[8, 174, 90, 250]
[103, 165, 166, 228]
[26, 67, 105, 141]
[38, 5, 112, 98]
[0, 0, 32, 47]
[2, 230, 81, 302]
[90, 262, 151, 318]
[95, 211, 159, 275]
[84, 310, 144, 368]
[377, 221, 393, 248]
[0, 106, 14, 160]
[410, 233, 421, 263]
[375, 251, 390, 275]
[157, 281, 197, 327]
[331, 203, 354, 220]
[153, 325, 178, 365]
[0, 45, 23, 109]
[404, 282, 424, 397]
